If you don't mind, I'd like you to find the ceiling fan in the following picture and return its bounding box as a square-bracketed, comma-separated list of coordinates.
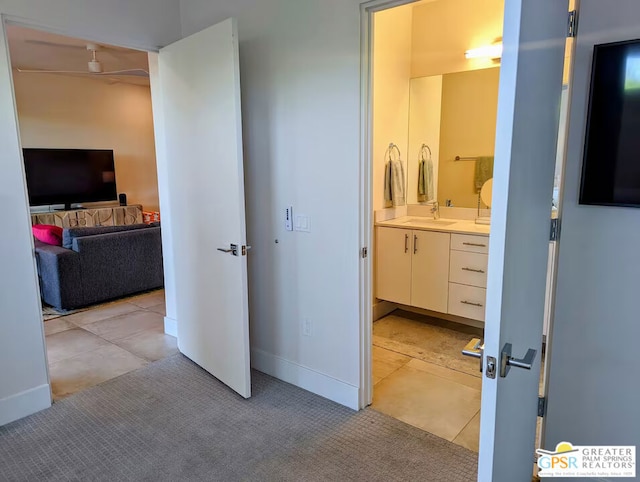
[16, 42, 148, 78]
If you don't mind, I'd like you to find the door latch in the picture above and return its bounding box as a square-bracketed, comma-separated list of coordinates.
[485, 356, 497, 379]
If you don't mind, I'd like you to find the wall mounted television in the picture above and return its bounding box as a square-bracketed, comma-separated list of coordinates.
[580, 38, 640, 207]
[23, 148, 117, 210]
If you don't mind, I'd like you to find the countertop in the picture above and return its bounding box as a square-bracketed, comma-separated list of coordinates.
[375, 216, 490, 236]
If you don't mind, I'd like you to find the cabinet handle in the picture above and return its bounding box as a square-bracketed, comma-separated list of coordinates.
[414, 235, 418, 254]
[463, 242, 486, 248]
[461, 300, 483, 307]
[404, 234, 409, 253]
[462, 267, 486, 274]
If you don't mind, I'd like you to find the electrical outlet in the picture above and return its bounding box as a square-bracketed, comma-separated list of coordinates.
[302, 318, 312, 336]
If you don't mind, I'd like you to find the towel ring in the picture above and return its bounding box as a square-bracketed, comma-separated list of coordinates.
[420, 144, 432, 161]
[385, 143, 402, 161]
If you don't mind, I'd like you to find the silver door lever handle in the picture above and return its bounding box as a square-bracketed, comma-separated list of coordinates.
[462, 338, 484, 358]
[462, 338, 484, 373]
[217, 244, 238, 256]
[500, 343, 537, 377]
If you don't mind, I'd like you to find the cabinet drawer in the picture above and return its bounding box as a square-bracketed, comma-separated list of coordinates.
[449, 251, 488, 288]
[448, 283, 486, 322]
[451, 234, 489, 254]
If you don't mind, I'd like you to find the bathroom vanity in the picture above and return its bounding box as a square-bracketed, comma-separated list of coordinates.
[375, 216, 490, 323]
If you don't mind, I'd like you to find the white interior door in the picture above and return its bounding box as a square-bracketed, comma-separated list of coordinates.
[149, 18, 251, 398]
[478, 1, 568, 480]
[544, 0, 640, 458]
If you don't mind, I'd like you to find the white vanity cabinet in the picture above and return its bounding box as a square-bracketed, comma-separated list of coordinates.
[376, 227, 412, 305]
[376, 224, 489, 323]
[411, 230, 450, 313]
[376, 226, 450, 313]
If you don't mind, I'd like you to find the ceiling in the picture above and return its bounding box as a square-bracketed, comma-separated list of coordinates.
[6, 25, 150, 86]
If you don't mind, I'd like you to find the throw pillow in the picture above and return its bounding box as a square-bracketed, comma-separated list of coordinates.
[32, 224, 63, 246]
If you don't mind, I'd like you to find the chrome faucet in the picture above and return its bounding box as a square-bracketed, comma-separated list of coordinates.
[429, 201, 440, 220]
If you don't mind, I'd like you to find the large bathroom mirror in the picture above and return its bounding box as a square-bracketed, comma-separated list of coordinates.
[407, 66, 500, 208]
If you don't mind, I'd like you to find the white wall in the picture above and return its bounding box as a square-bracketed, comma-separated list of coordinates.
[372, 5, 413, 212]
[545, 0, 640, 453]
[0, 0, 180, 426]
[180, 0, 365, 407]
[13, 73, 159, 211]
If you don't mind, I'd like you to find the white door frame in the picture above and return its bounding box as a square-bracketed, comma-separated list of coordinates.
[0, 14, 161, 397]
[358, 0, 420, 409]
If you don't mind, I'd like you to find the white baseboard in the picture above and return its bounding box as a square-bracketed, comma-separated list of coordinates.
[164, 316, 177, 337]
[373, 300, 397, 321]
[0, 384, 51, 426]
[251, 349, 359, 410]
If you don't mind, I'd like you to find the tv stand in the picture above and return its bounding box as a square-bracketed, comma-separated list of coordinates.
[55, 204, 84, 212]
[31, 205, 143, 228]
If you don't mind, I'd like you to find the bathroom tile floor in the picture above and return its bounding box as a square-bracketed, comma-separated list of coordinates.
[371, 314, 482, 452]
[43, 289, 177, 400]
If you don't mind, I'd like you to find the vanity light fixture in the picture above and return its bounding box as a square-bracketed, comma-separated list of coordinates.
[465, 42, 503, 60]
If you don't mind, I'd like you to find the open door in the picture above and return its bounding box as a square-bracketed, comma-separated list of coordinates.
[476, 1, 568, 479]
[149, 18, 251, 398]
[544, 0, 640, 469]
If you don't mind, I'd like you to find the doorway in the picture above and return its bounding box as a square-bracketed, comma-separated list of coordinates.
[361, 0, 575, 474]
[0, 14, 252, 423]
[5, 23, 174, 400]
[366, 0, 504, 453]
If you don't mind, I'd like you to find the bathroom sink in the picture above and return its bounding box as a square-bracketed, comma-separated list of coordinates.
[401, 218, 457, 227]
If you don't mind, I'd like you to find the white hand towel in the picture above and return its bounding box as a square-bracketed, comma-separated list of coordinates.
[418, 158, 435, 203]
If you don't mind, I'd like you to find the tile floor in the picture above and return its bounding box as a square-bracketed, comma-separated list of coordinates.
[43, 289, 177, 400]
[371, 314, 482, 452]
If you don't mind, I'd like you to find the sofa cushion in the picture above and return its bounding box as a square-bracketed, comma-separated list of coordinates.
[63, 224, 150, 249]
[32, 224, 63, 246]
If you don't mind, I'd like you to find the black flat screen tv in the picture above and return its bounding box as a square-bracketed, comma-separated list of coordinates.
[580, 39, 640, 207]
[23, 148, 117, 209]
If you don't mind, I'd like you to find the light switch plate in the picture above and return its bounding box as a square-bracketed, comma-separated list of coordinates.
[285, 206, 293, 231]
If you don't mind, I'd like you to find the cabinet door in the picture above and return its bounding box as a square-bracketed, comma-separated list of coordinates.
[411, 230, 450, 312]
[376, 227, 412, 305]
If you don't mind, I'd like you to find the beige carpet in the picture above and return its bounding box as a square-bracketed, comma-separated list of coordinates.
[0, 354, 478, 481]
[373, 311, 483, 378]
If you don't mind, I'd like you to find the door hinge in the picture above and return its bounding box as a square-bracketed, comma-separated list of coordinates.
[361, 247, 368, 259]
[550, 218, 560, 242]
[538, 396, 546, 417]
[567, 10, 578, 38]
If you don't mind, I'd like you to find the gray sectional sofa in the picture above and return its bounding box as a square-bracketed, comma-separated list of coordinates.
[34, 224, 164, 310]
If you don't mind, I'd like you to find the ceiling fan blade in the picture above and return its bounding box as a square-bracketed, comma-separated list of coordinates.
[99, 69, 149, 78]
[16, 68, 89, 74]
